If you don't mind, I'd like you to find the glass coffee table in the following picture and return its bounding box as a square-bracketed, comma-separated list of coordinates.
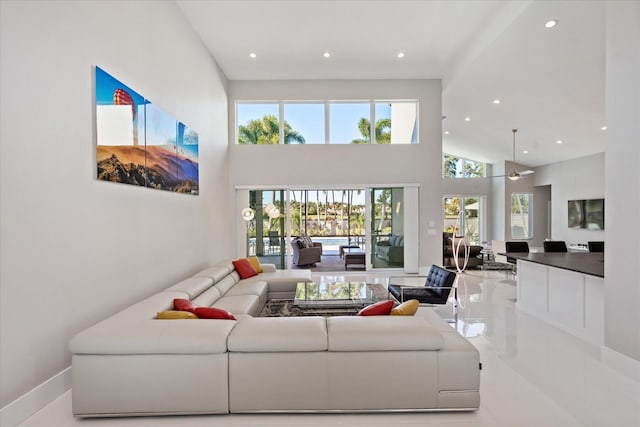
[294, 281, 386, 309]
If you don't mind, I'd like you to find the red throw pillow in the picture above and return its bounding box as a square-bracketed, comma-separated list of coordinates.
[193, 307, 237, 320]
[357, 300, 394, 316]
[232, 258, 258, 279]
[173, 298, 197, 313]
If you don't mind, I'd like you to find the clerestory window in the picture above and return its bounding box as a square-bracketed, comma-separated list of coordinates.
[442, 154, 485, 178]
[236, 101, 418, 145]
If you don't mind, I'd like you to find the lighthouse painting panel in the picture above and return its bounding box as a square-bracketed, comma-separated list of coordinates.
[95, 66, 199, 195]
[96, 66, 147, 187]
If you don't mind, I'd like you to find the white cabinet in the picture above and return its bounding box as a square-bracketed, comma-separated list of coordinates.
[516, 260, 604, 346]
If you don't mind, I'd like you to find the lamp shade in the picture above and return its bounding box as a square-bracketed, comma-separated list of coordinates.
[241, 207, 255, 221]
[268, 208, 280, 219]
[265, 203, 280, 219]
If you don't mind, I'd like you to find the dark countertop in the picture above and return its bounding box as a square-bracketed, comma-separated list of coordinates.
[506, 252, 604, 278]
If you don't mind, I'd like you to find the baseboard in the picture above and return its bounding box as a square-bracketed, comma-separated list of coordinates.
[601, 346, 640, 382]
[0, 366, 71, 427]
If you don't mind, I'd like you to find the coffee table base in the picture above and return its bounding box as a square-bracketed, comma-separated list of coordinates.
[259, 299, 362, 317]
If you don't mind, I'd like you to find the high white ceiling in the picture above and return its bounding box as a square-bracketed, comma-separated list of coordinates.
[177, 0, 606, 167]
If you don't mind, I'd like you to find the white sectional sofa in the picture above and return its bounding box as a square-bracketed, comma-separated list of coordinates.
[69, 260, 480, 417]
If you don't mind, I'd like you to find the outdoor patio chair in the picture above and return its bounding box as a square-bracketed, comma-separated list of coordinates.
[291, 237, 322, 266]
[268, 231, 280, 254]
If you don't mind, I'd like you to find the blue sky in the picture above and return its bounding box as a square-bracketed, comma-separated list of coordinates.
[237, 102, 391, 144]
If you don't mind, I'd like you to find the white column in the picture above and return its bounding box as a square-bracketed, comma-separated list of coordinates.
[604, 1, 640, 377]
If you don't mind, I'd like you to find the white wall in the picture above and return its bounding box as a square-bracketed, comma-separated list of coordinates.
[0, 0, 230, 410]
[604, 2, 640, 365]
[227, 80, 443, 268]
[532, 185, 551, 245]
[534, 153, 605, 245]
[490, 162, 506, 241]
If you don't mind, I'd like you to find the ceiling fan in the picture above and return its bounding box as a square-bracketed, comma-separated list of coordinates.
[490, 129, 535, 180]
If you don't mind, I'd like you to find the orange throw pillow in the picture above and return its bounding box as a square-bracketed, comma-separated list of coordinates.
[247, 256, 263, 273]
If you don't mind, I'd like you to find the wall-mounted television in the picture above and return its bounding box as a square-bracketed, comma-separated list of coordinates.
[568, 199, 604, 230]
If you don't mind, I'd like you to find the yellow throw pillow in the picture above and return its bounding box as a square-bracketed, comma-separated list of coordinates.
[247, 256, 263, 273]
[389, 299, 419, 316]
[157, 310, 198, 319]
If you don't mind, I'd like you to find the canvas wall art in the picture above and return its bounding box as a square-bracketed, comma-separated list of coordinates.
[95, 66, 199, 195]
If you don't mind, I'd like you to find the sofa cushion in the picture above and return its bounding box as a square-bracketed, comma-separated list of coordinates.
[390, 299, 419, 316]
[357, 300, 394, 316]
[69, 318, 236, 354]
[214, 274, 240, 296]
[165, 277, 214, 299]
[194, 307, 236, 320]
[301, 235, 313, 248]
[213, 295, 260, 315]
[192, 286, 223, 307]
[157, 310, 199, 319]
[327, 317, 443, 351]
[233, 258, 258, 279]
[109, 291, 189, 322]
[228, 317, 328, 352]
[193, 264, 234, 284]
[224, 280, 268, 307]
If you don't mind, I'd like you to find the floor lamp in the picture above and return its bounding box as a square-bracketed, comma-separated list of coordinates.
[241, 207, 255, 257]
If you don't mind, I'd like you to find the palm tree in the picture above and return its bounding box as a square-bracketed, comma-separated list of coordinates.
[351, 117, 392, 144]
[443, 154, 460, 177]
[238, 115, 305, 144]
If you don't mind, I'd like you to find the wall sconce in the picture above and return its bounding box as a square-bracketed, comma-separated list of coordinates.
[241, 207, 255, 257]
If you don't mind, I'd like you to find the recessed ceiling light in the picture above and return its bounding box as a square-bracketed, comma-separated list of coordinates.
[323, 52, 331, 58]
[556, 139, 563, 144]
[444, 131, 450, 135]
[464, 117, 471, 122]
[601, 125, 607, 130]
[397, 52, 405, 59]
[249, 52, 257, 59]
[523, 150, 529, 154]
[493, 99, 501, 104]
[545, 20, 558, 28]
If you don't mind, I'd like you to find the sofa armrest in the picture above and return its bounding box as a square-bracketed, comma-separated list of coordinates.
[261, 263, 277, 273]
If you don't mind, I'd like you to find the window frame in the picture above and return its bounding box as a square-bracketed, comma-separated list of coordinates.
[442, 154, 486, 178]
[235, 100, 419, 145]
[443, 196, 484, 245]
[510, 192, 533, 240]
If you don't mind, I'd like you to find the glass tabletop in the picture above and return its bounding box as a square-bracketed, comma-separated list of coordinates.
[294, 281, 383, 307]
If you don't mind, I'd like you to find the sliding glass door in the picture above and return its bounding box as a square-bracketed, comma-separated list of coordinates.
[371, 188, 404, 269]
[239, 187, 417, 271]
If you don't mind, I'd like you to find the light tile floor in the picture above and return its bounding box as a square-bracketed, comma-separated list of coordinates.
[18, 270, 640, 427]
